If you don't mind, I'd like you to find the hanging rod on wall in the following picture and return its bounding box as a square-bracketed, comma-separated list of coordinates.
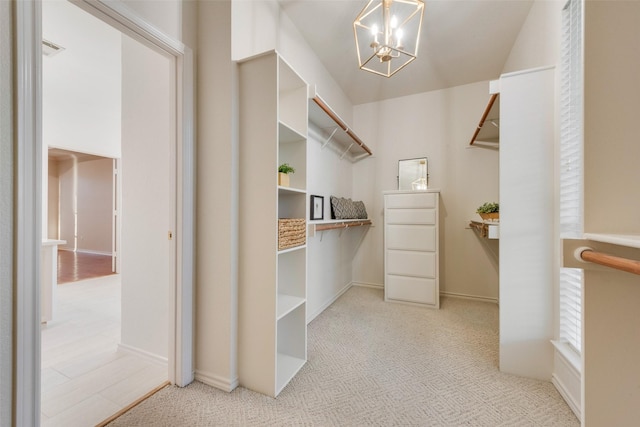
[314, 219, 372, 232]
[469, 92, 499, 146]
[575, 247, 640, 276]
[311, 96, 373, 156]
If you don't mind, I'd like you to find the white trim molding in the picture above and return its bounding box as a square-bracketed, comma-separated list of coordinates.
[351, 281, 384, 290]
[440, 291, 499, 305]
[195, 370, 240, 393]
[307, 282, 354, 324]
[552, 340, 582, 420]
[118, 343, 169, 366]
[14, 1, 43, 425]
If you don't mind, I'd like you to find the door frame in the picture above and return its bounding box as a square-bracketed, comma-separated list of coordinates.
[14, 1, 195, 424]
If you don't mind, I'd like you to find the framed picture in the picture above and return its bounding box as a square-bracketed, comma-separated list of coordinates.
[310, 195, 324, 220]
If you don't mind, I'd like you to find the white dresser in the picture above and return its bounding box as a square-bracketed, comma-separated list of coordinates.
[384, 190, 440, 308]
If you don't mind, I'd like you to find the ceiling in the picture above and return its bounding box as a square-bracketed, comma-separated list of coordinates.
[278, 0, 533, 105]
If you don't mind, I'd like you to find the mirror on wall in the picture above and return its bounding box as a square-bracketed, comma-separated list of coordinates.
[398, 157, 428, 191]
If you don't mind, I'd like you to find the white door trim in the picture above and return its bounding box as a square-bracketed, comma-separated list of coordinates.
[15, 1, 43, 425]
[14, 0, 195, 422]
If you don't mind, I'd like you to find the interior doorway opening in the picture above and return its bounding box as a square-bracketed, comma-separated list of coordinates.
[40, 1, 175, 424]
[48, 148, 117, 283]
[13, 0, 194, 421]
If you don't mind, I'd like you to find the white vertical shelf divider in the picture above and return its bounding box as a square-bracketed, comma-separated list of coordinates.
[238, 51, 308, 397]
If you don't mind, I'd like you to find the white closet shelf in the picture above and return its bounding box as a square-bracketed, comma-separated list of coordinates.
[276, 353, 305, 393]
[277, 244, 306, 255]
[279, 121, 306, 143]
[583, 233, 640, 249]
[278, 186, 306, 195]
[308, 90, 372, 161]
[277, 294, 305, 320]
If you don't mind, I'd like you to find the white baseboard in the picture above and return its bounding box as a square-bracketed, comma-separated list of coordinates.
[351, 281, 383, 290]
[195, 370, 239, 393]
[552, 341, 581, 420]
[307, 282, 353, 324]
[77, 249, 112, 256]
[118, 343, 168, 366]
[552, 375, 581, 421]
[440, 291, 498, 304]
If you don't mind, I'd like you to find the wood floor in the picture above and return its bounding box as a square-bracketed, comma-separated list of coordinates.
[41, 274, 168, 427]
[57, 250, 114, 284]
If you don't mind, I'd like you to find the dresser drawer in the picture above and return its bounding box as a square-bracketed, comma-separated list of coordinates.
[386, 250, 436, 278]
[385, 208, 436, 225]
[385, 192, 437, 209]
[386, 276, 437, 305]
[386, 225, 436, 251]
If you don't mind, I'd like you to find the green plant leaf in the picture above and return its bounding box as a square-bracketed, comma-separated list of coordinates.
[278, 163, 295, 174]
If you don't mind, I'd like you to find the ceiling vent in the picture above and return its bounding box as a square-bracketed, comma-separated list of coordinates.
[42, 39, 65, 57]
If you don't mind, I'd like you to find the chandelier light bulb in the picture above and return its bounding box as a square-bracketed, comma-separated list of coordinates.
[390, 15, 398, 28]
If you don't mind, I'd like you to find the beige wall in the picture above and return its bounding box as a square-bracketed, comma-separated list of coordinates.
[502, 0, 562, 74]
[55, 156, 113, 253]
[352, 81, 500, 300]
[76, 158, 113, 254]
[582, 2, 640, 424]
[196, 0, 239, 389]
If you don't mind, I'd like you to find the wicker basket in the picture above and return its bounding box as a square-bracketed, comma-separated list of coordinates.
[278, 218, 306, 250]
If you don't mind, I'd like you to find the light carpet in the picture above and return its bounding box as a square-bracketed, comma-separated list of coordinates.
[107, 286, 579, 426]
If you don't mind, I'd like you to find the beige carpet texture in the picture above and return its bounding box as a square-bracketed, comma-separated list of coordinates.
[107, 287, 579, 426]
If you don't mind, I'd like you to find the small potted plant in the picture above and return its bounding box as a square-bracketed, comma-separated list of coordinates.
[476, 202, 499, 221]
[278, 163, 295, 187]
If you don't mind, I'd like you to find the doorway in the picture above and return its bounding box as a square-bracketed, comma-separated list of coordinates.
[48, 148, 116, 283]
[14, 0, 194, 423]
[39, 1, 176, 424]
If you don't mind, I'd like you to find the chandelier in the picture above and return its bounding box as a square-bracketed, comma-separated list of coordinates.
[353, 0, 424, 77]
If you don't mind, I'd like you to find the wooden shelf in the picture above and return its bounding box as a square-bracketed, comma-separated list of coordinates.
[308, 91, 372, 161]
[308, 219, 372, 236]
[469, 220, 499, 239]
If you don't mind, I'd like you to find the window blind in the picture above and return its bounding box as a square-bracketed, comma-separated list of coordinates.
[559, 0, 584, 354]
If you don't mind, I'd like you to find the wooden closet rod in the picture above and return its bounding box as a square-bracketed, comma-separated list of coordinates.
[312, 96, 373, 155]
[469, 93, 498, 146]
[578, 248, 640, 276]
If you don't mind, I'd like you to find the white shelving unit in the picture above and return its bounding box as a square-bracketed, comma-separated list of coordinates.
[238, 51, 308, 397]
